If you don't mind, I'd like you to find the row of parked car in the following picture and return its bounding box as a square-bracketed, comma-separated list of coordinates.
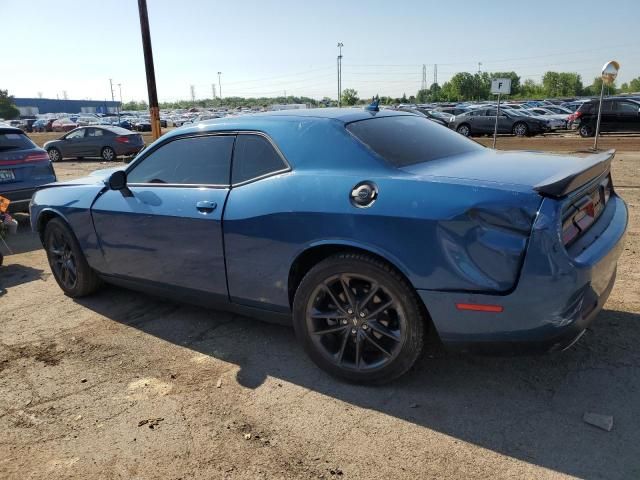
[395, 96, 640, 137]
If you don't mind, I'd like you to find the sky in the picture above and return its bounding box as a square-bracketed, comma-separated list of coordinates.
[3, 0, 640, 102]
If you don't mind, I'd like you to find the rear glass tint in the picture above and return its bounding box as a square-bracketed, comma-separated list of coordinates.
[346, 115, 482, 167]
[0, 132, 37, 151]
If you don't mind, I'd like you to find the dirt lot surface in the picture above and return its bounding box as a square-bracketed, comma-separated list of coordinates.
[1, 137, 639, 479]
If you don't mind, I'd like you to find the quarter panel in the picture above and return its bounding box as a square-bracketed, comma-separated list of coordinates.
[224, 169, 541, 312]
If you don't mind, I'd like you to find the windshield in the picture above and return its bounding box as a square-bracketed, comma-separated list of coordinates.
[0, 131, 37, 151]
[346, 115, 483, 168]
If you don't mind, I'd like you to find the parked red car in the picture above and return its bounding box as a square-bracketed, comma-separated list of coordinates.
[51, 118, 78, 132]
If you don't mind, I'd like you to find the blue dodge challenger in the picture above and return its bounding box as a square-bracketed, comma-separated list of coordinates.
[30, 107, 628, 383]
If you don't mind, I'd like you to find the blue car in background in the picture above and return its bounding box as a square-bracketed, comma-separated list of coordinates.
[0, 126, 56, 213]
[29, 108, 627, 383]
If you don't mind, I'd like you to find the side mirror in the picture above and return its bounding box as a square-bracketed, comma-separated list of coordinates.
[108, 170, 127, 190]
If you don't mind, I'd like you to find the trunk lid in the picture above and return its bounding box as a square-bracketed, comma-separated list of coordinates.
[401, 148, 614, 197]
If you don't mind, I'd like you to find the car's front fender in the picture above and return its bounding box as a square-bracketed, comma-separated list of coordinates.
[30, 184, 107, 272]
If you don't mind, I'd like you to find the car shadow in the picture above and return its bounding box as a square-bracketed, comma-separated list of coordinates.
[0, 264, 46, 295]
[75, 285, 640, 479]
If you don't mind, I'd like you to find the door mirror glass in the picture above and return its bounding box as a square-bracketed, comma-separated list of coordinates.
[108, 170, 127, 190]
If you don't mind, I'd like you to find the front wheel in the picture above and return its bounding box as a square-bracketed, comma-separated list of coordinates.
[44, 218, 102, 297]
[101, 146, 116, 161]
[293, 253, 425, 384]
[513, 122, 529, 137]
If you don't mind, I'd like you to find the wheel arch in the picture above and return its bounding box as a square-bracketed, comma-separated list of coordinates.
[288, 241, 414, 307]
[36, 208, 71, 244]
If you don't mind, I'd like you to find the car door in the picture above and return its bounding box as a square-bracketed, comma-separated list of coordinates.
[615, 101, 640, 132]
[90, 133, 235, 300]
[84, 127, 106, 156]
[481, 108, 508, 133]
[223, 133, 292, 310]
[598, 100, 615, 131]
[61, 128, 87, 156]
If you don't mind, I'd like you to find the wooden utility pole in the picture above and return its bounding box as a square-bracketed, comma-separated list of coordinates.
[137, 0, 161, 140]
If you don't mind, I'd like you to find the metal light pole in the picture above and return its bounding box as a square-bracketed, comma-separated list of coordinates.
[477, 62, 482, 101]
[217, 72, 222, 104]
[492, 93, 501, 149]
[117, 83, 122, 123]
[593, 60, 620, 151]
[109, 78, 118, 118]
[337, 42, 343, 107]
[137, 0, 161, 140]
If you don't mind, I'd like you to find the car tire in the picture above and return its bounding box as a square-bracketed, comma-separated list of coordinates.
[456, 124, 471, 137]
[579, 124, 594, 138]
[513, 122, 529, 137]
[44, 218, 102, 297]
[292, 253, 425, 384]
[101, 146, 116, 161]
[47, 147, 62, 162]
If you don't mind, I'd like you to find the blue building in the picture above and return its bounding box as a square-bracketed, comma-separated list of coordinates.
[14, 98, 121, 116]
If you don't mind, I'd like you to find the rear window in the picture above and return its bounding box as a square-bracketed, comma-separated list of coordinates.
[0, 131, 37, 151]
[346, 115, 482, 167]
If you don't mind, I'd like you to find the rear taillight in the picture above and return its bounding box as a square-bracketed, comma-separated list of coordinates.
[115, 136, 131, 144]
[24, 152, 50, 162]
[562, 175, 611, 246]
[0, 151, 50, 166]
[567, 111, 582, 123]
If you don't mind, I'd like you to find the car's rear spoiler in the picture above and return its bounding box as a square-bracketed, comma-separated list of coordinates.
[533, 149, 614, 198]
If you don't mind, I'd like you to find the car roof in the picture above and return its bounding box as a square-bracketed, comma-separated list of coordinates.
[0, 126, 26, 134]
[163, 108, 415, 140]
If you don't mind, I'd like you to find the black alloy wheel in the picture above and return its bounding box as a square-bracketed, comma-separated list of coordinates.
[47, 225, 78, 291]
[293, 253, 425, 383]
[44, 218, 102, 297]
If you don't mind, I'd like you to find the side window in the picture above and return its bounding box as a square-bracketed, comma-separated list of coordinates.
[87, 128, 103, 137]
[127, 135, 234, 185]
[617, 102, 639, 114]
[232, 135, 288, 184]
[66, 129, 85, 139]
[602, 101, 614, 113]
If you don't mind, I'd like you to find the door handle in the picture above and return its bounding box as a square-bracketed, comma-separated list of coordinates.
[196, 200, 217, 213]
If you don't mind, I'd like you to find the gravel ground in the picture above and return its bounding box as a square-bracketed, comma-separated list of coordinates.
[1, 139, 639, 479]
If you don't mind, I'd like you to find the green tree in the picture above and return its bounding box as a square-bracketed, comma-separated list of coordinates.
[122, 100, 148, 111]
[542, 72, 584, 97]
[400, 93, 408, 103]
[428, 83, 442, 101]
[416, 89, 429, 103]
[585, 77, 617, 97]
[443, 72, 476, 101]
[520, 79, 544, 98]
[341, 88, 359, 106]
[0, 89, 19, 120]
[619, 76, 640, 93]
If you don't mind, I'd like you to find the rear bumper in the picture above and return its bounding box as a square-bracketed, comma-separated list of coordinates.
[418, 194, 628, 354]
[114, 144, 144, 156]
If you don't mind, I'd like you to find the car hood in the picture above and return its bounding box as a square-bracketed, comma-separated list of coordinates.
[401, 149, 605, 193]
